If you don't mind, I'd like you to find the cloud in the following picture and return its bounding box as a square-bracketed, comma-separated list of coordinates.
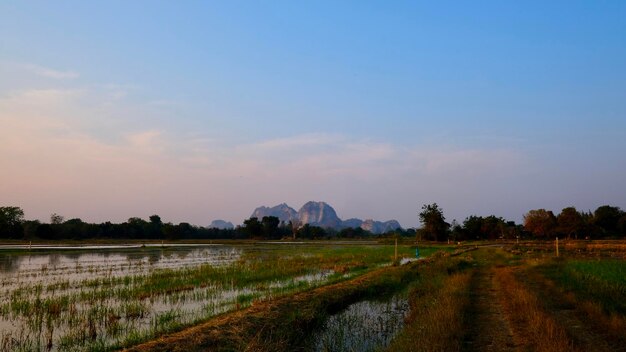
[0, 82, 531, 227]
[126, 130, 163, 149]
[19, 63, 79, 79]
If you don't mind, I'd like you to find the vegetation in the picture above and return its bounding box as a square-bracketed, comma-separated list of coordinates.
[0, 243, 425, 351]
[1, 203, 625, 241]
[2, 238, 625, 351]
[418, 203, 449, 241]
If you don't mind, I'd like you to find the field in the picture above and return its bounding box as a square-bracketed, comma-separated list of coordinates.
[0, 241, 446, 351]
[1, 240, 625, 351]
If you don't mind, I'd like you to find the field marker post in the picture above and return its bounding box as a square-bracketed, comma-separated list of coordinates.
[556, 237, 559, 257]
[395, 238, 398, 261]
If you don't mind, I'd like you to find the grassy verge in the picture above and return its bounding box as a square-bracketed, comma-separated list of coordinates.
[385, 256, 473, 351]
[495, 267, 576, 352]
[529, 259, 626, 348]
[540, 259, 626, 315]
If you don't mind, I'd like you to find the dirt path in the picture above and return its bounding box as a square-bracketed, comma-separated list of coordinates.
[462, 268, 518, 352]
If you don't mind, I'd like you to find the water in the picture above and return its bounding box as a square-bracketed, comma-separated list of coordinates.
[311, 295, 409, 352]
[0, 244, 336, 351]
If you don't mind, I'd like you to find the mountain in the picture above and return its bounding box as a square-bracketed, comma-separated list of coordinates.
[341, 218, 363, 229]
[208, 220, 234, 230]
[250, 203, 297, 223]
[360, 219, 402, 234]
[297, 201, 342, 228]
[248, 201, 402, 234]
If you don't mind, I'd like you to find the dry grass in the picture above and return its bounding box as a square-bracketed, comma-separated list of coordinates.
[527, 266, 626, 349]
[385, 271, 472, 352]
[494, 267, 577, 352]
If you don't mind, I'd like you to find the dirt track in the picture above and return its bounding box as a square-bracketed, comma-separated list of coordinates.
[462, 268, 517, 351]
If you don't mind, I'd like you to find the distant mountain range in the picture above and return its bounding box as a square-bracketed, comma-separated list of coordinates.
[208, 220, 234, 230]
[249, 201, 402, 234]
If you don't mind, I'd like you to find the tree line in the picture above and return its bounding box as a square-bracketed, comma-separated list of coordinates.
[1, 204, 624, 241]
[418, 203, 626, 242]
[0, 208, 415, 241]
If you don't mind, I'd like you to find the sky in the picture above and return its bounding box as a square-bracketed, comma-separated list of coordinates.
[1, 1, 625, 228]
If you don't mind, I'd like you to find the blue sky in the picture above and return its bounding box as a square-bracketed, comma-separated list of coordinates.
[1, 1, 625, 227]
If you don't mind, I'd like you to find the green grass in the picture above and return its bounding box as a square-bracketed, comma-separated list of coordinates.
[540, 259, 626, 315]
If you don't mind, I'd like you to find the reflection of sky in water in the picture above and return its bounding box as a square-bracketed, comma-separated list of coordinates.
[312, 295, 409, 352]
[0, 244, 339, 351]
[0, 246, 242, 290]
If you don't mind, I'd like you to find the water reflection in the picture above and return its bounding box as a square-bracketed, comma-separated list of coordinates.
[312, 295, 409, 352]
[0, 245, 238, 277]
[0, 244, 345, 351]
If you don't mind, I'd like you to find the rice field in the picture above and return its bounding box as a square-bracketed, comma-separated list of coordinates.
[0, 242, 418, 352]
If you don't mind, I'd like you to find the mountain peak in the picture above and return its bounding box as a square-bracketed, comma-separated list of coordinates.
[249, 201, 402, 234]
[251, 203, 297, 223]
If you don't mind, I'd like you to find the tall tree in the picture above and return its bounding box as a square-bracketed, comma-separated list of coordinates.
[418, 203, 449, 241]
[148, 215, 163, 238]
[556, 207, 585, 239]
[523, 209, 557, 238]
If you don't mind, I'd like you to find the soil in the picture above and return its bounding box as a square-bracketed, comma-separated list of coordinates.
[462, 268, 518, 352]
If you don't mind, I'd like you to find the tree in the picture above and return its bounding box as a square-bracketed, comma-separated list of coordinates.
[126, 217, 148, 239]
[261, 216, 280, 239]
[0, 206, 25, 238]
[523, 209, 557, 238]
[450, 219, 464, 241]
[556, 207, 585, 239]
[462, 215, 507, 240]
[50, 213, 64, 225]
[243, 217, 263, 238]
[418, 203, 449, 241]
[297, 224, 327, 239]
[593, 205, 623, 234]
[148, 215, 163, 238]
[149, 215, 162, 225]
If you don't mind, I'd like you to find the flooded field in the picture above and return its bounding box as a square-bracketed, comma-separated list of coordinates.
[0, 242, 401, 351]
[311, 294, 409, 352]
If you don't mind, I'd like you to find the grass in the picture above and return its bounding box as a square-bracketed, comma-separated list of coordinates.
[0, 242, 429, 351]
[124, 255, 437, 352]
[385, 254, 473, 352]
[540, 259, 626, 315]
[530, 258, 626, 348]
[494, 266, 577, 352]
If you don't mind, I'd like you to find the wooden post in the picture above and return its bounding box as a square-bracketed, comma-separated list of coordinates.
[556, 237, 559, 257]
[394, 238, 398, 261]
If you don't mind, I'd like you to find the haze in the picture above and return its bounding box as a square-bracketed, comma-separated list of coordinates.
[1, 1, 625, 227]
